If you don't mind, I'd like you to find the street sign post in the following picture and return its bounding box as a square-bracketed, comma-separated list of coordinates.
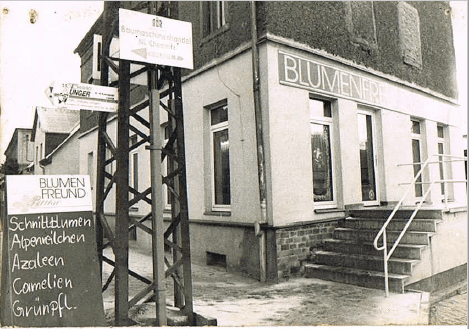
[119, 8, 193, 69]
[45, 81, 119, 112]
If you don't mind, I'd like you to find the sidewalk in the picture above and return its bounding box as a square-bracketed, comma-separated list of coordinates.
[102, 243, 431, 326]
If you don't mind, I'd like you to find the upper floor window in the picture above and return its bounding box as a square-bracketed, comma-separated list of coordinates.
[202, 1, 226, 37]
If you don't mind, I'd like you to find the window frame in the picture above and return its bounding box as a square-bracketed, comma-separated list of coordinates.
[209, 100, 231, 211]
[310, 98, 337, 209]
[437, 124, 447, 196]
[411, 119, 424, 199]
[201, 1, 228, 39]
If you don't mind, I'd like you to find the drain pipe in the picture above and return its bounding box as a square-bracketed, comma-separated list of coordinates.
[251, 1, 268, 283]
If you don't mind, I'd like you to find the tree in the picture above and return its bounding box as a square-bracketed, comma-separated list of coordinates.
[0, 158, 20, 175]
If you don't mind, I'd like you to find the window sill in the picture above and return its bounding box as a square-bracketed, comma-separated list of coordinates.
[204, 211, 231, 217]
[314, 208, 345, 214]
[199, 24, 230, 46]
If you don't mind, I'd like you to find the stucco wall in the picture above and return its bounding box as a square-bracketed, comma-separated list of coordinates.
[179, 1, 252, 74]
[33, 127, 46, 175]
[264, 41, 463, 223]
[44, 132, 80, 176]
[407, 209, 467, 286]
[258, 1, 457, 99]
[183, 50, 261, 224]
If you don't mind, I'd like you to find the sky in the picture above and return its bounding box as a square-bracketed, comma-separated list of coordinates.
[0, 1, 467, 162]
[0, 1, 104, 161]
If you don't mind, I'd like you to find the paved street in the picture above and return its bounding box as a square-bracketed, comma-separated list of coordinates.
[430, 288, 467, 325]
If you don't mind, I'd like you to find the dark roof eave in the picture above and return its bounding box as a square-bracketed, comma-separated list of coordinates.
[39, 157, 52, 167]
[74, 12, 104, 56]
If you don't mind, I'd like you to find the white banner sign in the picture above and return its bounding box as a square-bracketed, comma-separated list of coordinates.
[45, 81, 119, 112]
[6, 175, 93, 215]
[119, 8, 193, 69]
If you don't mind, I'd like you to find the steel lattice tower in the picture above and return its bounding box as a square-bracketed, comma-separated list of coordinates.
[94, 1, 193, 325]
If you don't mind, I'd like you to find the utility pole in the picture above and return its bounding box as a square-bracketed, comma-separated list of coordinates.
[94, 1, 194, 326]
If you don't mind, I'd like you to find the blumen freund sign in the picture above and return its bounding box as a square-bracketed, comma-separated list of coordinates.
[1, 175, 106, 327]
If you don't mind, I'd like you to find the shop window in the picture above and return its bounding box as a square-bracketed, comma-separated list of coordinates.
[310, 98, 335, 207]
[202, 1, 226, 37]
[209, 101, 230, 210]
[411, 120, 424, 198]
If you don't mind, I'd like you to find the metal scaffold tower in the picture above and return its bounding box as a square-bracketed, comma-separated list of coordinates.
[94, 1, 193, 326]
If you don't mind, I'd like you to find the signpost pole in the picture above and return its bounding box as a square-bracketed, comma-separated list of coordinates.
[148, 3, 166, 324]
[148, 64, 167, 326]
[115, 57, 131, 326]
[96, 0, 113, 279]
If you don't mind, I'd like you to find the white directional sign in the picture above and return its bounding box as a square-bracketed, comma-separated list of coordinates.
[45, 81, 119, 112]
[119, 8, 193, 69]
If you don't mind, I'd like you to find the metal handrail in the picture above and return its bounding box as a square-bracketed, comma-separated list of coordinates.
[373, 154, 467, 297]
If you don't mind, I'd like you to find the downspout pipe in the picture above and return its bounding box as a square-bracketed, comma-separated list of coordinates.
[251, 1, 268, 283]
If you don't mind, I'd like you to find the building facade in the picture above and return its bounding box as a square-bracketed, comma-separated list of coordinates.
[3, 128, 34, 174]
[30, 107, 81, 175]
[74, 2, 466, 283]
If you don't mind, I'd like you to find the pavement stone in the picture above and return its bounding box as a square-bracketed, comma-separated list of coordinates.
[101, 243, 430, 326]
[430, 289, 467, 325]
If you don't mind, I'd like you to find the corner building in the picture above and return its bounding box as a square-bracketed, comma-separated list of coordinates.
[75, 2, 466, 285]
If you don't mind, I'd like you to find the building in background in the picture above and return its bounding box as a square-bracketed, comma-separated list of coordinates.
[3, 127, 34, 174]
[30, 106, 80, 175]
[74, 2, 466, 290]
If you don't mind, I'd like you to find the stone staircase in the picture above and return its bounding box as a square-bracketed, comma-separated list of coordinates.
[305, 208, 443, 293]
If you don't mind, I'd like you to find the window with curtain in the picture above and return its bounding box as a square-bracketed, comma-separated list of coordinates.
[310, 98, 335, 206]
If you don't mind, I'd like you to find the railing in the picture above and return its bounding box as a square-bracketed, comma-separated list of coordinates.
[373, 154, 467, 297]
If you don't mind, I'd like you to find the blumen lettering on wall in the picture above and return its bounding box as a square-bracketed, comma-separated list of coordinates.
[278, 51, 389, 106]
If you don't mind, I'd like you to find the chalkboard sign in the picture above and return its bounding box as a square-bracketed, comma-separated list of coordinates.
[1, 175, 106, 327]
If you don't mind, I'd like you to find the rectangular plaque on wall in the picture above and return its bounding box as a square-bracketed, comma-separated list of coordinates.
[398, 2, 422, 68]
[1, 175, 106, 327]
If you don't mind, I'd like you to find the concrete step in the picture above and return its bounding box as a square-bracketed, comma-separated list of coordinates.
[342, 217, 439, 232]
[305, 263, 409, 293]
[348, 208, 443, 220]
[314, 250, 418, 275]
[324, 239, 425, 260]
[333, 227, 432, 245]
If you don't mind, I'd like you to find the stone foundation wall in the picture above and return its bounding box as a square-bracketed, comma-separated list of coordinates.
[275, 220, 337, 280]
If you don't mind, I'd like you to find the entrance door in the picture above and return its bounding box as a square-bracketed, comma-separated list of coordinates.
[358, 109, 379, 206]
